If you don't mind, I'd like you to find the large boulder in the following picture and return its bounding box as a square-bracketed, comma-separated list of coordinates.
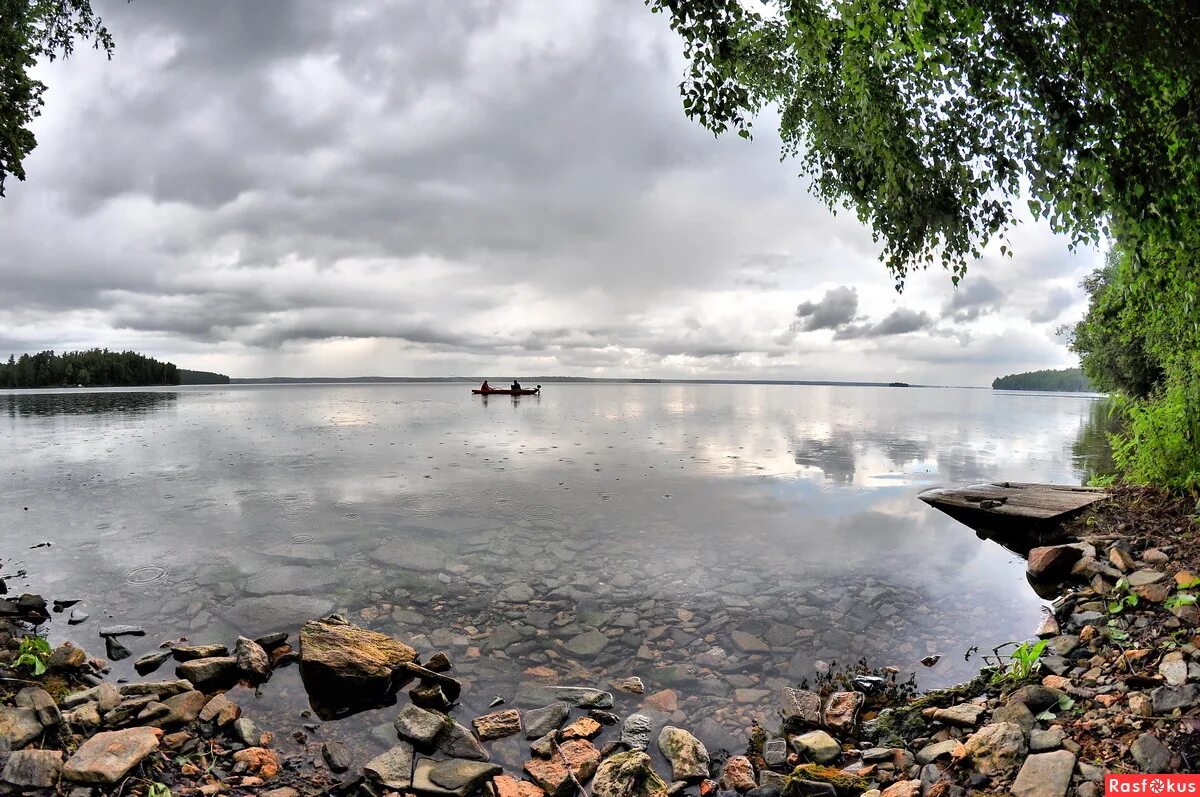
[963, 722, 1027, 777]
[299, 615, 417, 718]
[593, 751, 669, 797]
[1026, 545, 1082, 580]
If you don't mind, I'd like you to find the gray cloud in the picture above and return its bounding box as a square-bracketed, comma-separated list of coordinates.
[835, 308, 934, 340]
[1028, 287, 1076, 323]
[790, 286, 859, 332]
[942, 275, 1003, 323]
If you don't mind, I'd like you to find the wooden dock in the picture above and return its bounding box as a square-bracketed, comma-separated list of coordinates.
[919, 482, 1109, 525]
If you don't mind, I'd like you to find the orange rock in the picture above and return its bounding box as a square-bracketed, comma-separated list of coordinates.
[494, 774, 548, 797]
[1042, 675, 1072, 690]
[232, 747, 280, 779]
[523, 739, 600, 797]
[880, 780, 922, 797]
[645, 689, 678, 712]
[1080, 625, 1098, 643]
[561, 717, 603, 740]
[1175, 570, 1198, 587]
[524, 666, 557, 678]
[699, 780, 719, 797]
[1096, 693, 1122, 708]
[720, 755, 756, 792]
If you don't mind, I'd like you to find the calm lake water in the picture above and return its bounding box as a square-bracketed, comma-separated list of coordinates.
[0, 383, 1107, 767]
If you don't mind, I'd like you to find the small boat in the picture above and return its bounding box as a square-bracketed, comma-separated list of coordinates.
[472, 386, 541, 396]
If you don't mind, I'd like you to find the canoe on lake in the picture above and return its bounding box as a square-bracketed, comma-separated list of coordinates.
[472, 387, 540, 395]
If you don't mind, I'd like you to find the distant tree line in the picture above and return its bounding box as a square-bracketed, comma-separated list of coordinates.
[179, 369, 230, 385]
[992, 369, 1093, 392]
[1, 349, 179, 388]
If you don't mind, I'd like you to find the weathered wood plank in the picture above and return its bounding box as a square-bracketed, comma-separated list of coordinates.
[918, 482, 1108, 522]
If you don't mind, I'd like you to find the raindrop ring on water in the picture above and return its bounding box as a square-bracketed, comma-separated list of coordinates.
[594, 491, 626, 502]
[126, 565, 167, 585]
[396, 491, 459, 513]
[289, 533, 315, 544]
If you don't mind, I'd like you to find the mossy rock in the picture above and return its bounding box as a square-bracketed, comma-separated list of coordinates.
[783, 764, 867, 796]
[862, 673, 993, 747]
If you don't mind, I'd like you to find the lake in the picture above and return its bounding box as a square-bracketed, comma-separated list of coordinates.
[0, 383, 1107, 767]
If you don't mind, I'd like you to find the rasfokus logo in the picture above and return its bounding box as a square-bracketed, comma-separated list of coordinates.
[1107, 776, 1200, 794]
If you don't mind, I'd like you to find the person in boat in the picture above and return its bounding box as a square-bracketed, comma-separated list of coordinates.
[480, 379, 491, 391]
[511, 379, 522, 392]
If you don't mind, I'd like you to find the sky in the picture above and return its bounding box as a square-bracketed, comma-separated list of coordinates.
[0, 0, 1099, 384]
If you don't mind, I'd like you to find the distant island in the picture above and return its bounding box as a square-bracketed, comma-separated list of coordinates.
[992, 368, 1094, 392]
[0, 349, 228, 389]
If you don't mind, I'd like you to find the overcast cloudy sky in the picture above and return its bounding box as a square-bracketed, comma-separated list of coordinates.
[0, 0, 1097, 384]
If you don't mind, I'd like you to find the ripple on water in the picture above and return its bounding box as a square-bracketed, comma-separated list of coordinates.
[520, 504, 561, 519]
[594, 491, 626, 503]
[395, 491, 459, 513]
[275, 495, 318, 518]
[288, 533, 316, 544]
[126, 565, 167, 585]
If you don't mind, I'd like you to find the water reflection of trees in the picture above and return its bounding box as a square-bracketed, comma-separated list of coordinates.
[1, 391, 178, 417]
[1072, 398, 1120, 483]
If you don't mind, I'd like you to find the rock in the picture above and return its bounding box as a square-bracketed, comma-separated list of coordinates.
[658, 726, 710, 780]
[62, 727, 160, 784]
[1035, 613, 1060, 638]
[62, 703, 102, 728]
[474, 709, 522, 740]
[566, 630, 610, 657]
[134, 651, 172, 676]
[720, 756, 756, 792]
[235, 636, 271, 679]
[426, 758, 503, 793]
[395, 704, 448, 746]
[763, 739, 787, 768]
[622, 713, 654, 751]
[153, 690, 207, 726]
[1130, 692, 1154, 717]
[1108, 545, 1137, 572]
[105, 637, 132, 661]
[47, 642, 87, 670]
[321, 741, 351, 773]
[524, 738, 601, 797]
[780, 688, 821, 727]
[1, 749, 62, 788]
[176, 656, 238, 690]
[992, 700, 1035, 733]
[931, 704, 983, 727]
[0, 707, 43, 748]
[561, 717, 603, 740]
[963, 723, 1027, 777]
[1127, 569, 1165, 587]
[198, 693, 240, 726]
[1160, 651, 1188, 687]
[525, 703, 571, 739]
[437, 720, 490, 761]
[15, 687, 60, 727]
[594, 751, 669, 797]
[1130, 732, 1173, 772]
[879, 781, 921, 797]
[232, 717, 260, 746]
[732, 631, 769, 653]
[232, 747, 280, 778]
[822, 691, 863, 734]
[299, 615, 417, 696]
[426, 651, 452, 671]
[612, 677, 645, 694]
[495, 773, 549, 797]
[1026, 545, 1082, 579]
[68, 608, 89, 625]
[531, 732, 556, 758]
[1007, 685, 1067, 713]
[516, 684, 614, 709]
[1030, 727, 1065, 752]
[363, 742, 414, 790]
[646, 689, 679, 713]
[915, 739, 961, 766]
[1010, 750, 1075, 797]
[410, 682, 453, 712]
[98, 625, 145, 638]
[170, 643, 228, 661]
[792, 731, 840, 765]
[1151, 684, 1199, 713]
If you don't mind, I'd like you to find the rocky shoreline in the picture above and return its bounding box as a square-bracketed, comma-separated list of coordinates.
[1, 486, 1197, 795]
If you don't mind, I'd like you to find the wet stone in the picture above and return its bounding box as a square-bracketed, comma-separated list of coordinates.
[561, 717, 603, 740]
[763, 739, 787, 767]
[517, 684, 614, 709]
[792, 731, 840, 765]
[474, 709, 522, 740]
[524, 738, 601, 797]
[658, 726, 710, 780]
[780, 688, 821, 727]
[438, 720, 490, 762]
[822, 691, 863, 734]
[170, 643, 229, 661]
[396, 704, 448, 746]
[134, 651, 172, 676]
[321, 740, 351, 773]
[176, 656, 238, 690]
[364, 742, 414, 790]
[622, 713, 653, 751]
[593, 750, 669, 797]
[98, 625, 145, 638]
[426, 758, 503, 793]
